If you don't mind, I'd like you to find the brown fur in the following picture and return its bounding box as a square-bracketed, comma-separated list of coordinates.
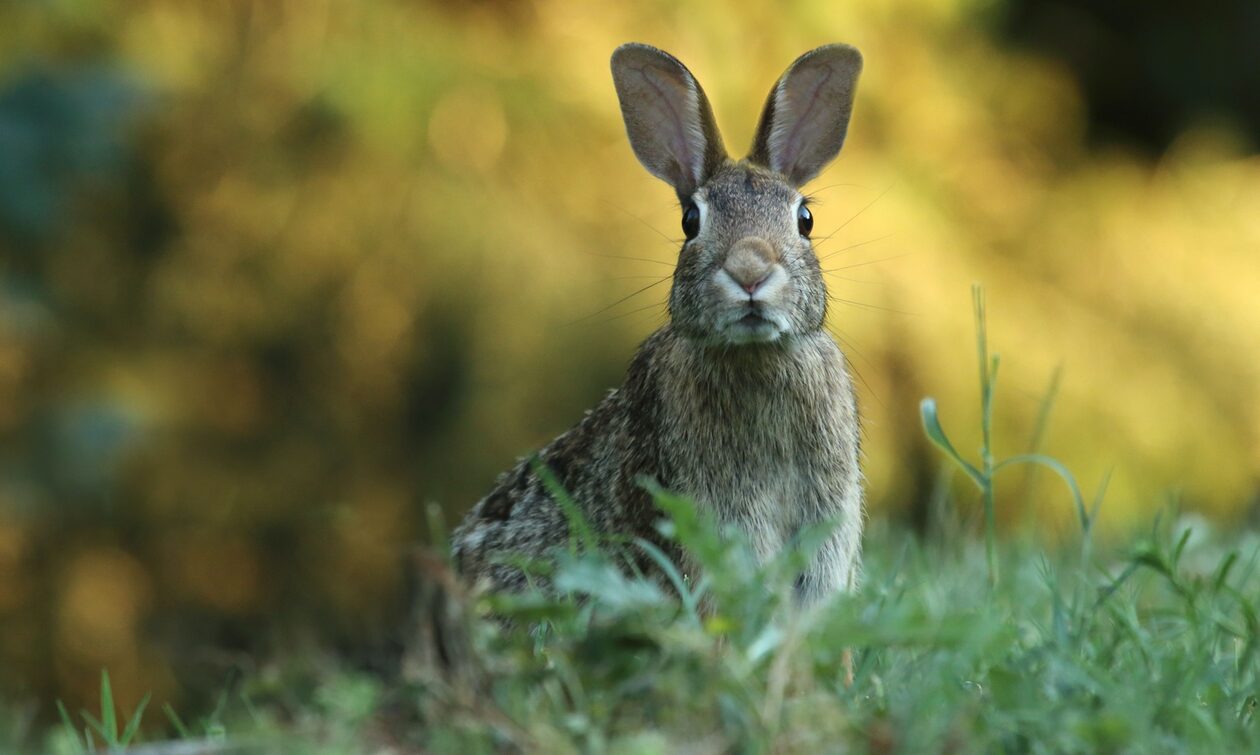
[452, 44, 865, 606]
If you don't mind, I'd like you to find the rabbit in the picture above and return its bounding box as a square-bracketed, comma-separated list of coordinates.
[451, 43, 865, 607]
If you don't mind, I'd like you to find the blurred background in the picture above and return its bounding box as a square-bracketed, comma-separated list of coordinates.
[1, 0, 1258, 726]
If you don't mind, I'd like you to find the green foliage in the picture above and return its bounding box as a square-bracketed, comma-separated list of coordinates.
[52, 670, 149, 753]
[102, 494, 1252, 754]
[0, 66, 142, 245]
[922, 285, 1091, 586]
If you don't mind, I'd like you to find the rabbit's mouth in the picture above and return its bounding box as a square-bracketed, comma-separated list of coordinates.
[720, 307, 786, 344]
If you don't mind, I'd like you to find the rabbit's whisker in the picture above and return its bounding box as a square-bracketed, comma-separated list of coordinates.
[566, 277, 671, 326]
[823, 321, 878, 373]
[590, 300, 669, 326]
[815, 183, 893, 243]
[802, 182, 873, 201]
[816, 234, 893, 260]
[820, 252, 910, 274]
[825, 322, 883, 409]
[601, 200, 682, 246]
[587, 253, 676, 269]
[827, 295, 916, 316]
[824, 273, 882, 285]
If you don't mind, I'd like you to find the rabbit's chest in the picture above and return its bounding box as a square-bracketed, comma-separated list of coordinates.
[661, 380, 854, 561]
[690, 453, 813, 562]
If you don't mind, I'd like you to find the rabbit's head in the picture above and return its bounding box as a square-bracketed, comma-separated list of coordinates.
[611, 44, 862, 346]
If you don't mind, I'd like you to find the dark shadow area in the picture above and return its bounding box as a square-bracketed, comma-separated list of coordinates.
[994, 0, 1260, 153]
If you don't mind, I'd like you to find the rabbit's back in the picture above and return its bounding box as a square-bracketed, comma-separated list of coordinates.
[450, 332, 674, 591]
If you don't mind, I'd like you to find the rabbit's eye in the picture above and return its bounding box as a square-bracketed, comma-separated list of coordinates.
[797, 204, 813, 238]
[681, 202, 701, 240]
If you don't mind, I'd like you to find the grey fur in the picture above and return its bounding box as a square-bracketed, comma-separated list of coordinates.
[451, 44, 865, 606]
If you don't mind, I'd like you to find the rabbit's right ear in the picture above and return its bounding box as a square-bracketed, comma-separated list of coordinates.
[748, 45, 863, 187]
[611, 43, 727, 200]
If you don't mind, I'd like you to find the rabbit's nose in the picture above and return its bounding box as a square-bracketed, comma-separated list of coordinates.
[723, 237, 778, 294]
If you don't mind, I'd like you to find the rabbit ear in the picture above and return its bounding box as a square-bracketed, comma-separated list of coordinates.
[748, 45, 863, 187]
[611, 43, 727, 199]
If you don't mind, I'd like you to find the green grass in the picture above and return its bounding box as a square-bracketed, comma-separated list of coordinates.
[13, 290, 1260, 753]
[78, 499, 1248, 754]
[52, 670, 149, 752]
[404, 507, 1258, 755]
[20, 477, 1260, 755]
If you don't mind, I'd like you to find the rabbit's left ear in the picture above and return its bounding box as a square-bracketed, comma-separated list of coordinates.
[611, 43, 727, 200]
[748, 45, 863, 187]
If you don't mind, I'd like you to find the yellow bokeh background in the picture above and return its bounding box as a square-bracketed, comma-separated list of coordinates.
[0, 0, 1257, 721]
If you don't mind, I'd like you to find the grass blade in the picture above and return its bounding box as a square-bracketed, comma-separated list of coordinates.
[994, 453, 1089, 533]
[56, 700, 85, 753]
[919, 398, 983, 487]
[80, 709, 110, 745]
[100, 669, 117, 744]
[425, 501, 449, 552]
[120, 691, 151, 745]
[972, 283, 990, 419]
[634, 536, 703, 624]
[532, 456, 597, 553]
[163, 702, 191, 739]
[1016, 363, 1063, 512]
